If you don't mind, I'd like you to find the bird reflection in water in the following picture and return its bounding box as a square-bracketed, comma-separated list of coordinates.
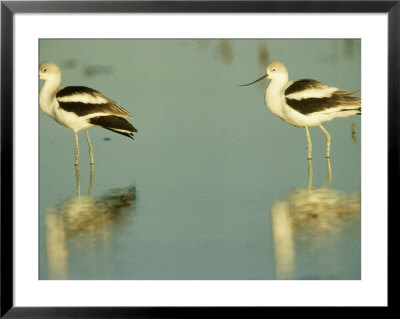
[270, 159, 360, 279]
[45, 166, 136, 279]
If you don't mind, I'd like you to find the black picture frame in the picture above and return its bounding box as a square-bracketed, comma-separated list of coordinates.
[1, 1, 395, 317]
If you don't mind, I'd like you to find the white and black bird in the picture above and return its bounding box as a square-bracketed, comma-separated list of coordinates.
[39, 61, 137, 165]
[241, 61, 361, 159]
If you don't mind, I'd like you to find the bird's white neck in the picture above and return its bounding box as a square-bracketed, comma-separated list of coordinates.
[39, 76, 61, 116]
[269, 73, 289, 89]
[265, 75, 289, 119]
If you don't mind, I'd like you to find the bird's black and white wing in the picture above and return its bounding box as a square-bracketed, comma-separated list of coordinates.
[284, 79, 361, 115]
[56, 86, 133, 118]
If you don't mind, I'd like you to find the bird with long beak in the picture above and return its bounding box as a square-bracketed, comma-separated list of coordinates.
[241, 61, 361, 159]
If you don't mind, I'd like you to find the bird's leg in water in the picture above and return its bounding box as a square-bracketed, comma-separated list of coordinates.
[319, 123, 331, 158]
[305, 127, 312, 160]
[74, 131, 80, 165]
[84, 129, 94, 165]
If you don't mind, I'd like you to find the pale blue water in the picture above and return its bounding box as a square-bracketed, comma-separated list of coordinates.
[39, 39, 361, 280]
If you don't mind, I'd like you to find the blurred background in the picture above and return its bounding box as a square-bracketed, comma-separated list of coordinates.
[39, 39, 361, 280]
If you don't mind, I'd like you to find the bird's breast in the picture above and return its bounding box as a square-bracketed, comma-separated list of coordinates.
[39, 94, 57, 119]
[265, 84, 306, 128]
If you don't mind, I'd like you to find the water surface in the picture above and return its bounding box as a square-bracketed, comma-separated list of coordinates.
[39, 39, 361, 280]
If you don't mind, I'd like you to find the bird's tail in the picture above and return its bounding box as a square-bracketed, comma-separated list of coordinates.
[90, 115, 137, 139]
[335, 90, 361, 114]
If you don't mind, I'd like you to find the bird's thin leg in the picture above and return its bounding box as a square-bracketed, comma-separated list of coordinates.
[84, 129, 94, 165]
[307, 158, 313, 191]
[319, 123, 331, 158]
[305, 127, 312, 160]
[325, 157, 333, 185]
[74, 131, 80, 166]
[88, 164, 95, 197]
[74, 165, 81, 197]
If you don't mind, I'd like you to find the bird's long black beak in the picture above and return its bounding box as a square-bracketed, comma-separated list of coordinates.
[240, 73, 268, 86]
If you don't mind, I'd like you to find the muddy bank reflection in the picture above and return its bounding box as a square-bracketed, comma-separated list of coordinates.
[45, 166, 136, 280]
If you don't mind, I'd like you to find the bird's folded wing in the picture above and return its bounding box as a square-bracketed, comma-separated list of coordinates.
[285, 79, 338, 100]
[56, 86, 133, 118]
[284, 79, 360, 115]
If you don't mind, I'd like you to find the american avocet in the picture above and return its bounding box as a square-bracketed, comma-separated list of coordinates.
[39, 61, 137, 165]
[241, 61, 361, 159]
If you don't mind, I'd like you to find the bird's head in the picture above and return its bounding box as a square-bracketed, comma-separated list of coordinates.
[39, 61, 61, 81]
[266, 61, 288, 80]
[240, 60, 288, 87]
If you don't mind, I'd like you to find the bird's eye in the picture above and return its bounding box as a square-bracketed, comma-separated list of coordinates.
[43, 68, 47, 72]
[272, 68, 276, 72]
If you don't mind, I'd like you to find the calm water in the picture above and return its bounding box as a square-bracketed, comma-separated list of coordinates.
[39, 39, 361, 280]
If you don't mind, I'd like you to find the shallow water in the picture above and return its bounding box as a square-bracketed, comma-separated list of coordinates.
[39, 39, 361, 280]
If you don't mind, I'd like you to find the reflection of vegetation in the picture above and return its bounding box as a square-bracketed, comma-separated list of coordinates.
[193, 39, 357, 72]
[258, 42, 269, 66]
[83, 64, 114, 77]
[344, 39, 354, 58]
[193, 39, 235, 64]
[351, 123, 357, 143]
[193, 39, 270, 66]
[218, 40, 233, 63]
[320, 39, 360, 63]
[62, 59, 114, 77]
[63, 58, 78, 69]
[270, 159, 360, 279]
[45, 166, 136, 279]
